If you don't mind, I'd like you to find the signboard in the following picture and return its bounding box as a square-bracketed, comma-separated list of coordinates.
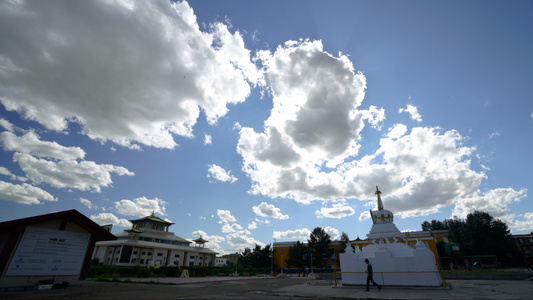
[180, 269, 189, 278]
[6, 226, 90, 276]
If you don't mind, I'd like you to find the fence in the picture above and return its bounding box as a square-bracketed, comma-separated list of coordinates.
[333, 263, 447, 288]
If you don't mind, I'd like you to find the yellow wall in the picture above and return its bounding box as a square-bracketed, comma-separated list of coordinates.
[273, 231, 446, 270]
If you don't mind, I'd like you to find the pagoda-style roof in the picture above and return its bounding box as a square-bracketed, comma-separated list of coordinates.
[129, 211, 174, 225]
[125, 227, 144, 233]
[193, 236, 208, 243]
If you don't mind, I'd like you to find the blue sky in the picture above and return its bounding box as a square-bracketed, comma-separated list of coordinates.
[1, 0, 532, 255]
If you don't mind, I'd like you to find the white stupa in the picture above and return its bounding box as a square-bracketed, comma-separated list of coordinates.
[339, 186, 443, 286]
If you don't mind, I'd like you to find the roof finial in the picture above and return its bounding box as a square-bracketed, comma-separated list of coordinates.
[375, 186, 383, 211]
[151, 210, 155, 217]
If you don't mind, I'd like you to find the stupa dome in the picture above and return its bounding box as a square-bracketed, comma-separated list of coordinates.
[370, 186, 393, 224]
[371, 208, 394, 224]
[367, 186, 404, 243]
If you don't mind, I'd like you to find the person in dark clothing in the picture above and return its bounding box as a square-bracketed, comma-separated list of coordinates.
[364, 259, 381, 292]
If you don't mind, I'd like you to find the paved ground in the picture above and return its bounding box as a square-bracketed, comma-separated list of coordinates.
[2, 275, 533, 299]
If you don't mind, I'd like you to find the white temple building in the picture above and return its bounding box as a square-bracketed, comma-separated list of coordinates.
[92, 212, 217, 267]
[339, 187, 443, 286]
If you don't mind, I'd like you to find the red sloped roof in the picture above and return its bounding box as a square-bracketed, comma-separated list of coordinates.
[0, 209, 116, 241]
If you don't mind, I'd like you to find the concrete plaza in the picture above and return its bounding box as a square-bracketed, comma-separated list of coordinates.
[2, 275, 533, 299]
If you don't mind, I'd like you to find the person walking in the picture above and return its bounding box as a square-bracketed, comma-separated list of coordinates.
[364, 259, 381, 292]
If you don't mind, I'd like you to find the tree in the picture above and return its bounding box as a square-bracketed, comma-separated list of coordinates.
[252, 244, 273, 268]
[239, 248, 253, 268]
[421, 211, 521, 265]
[239, 244, 273, 269]
[286, 241, 305, 269]
[338, 232, 350, 254]
[463, 211, 520, 265]
[308, 227, 334, 269]
[421, 220, 448, 231]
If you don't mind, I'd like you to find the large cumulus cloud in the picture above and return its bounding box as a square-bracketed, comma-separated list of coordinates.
[238, 39, 367, 203]
[237, 39, 526, 223]
[0, 0, 260, 149]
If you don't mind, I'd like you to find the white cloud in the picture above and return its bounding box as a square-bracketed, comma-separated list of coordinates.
[351, 125, 486, 217]
[399, 104, 422, 122]
[238, 39, 366, 204]
[252, 202, 289, 219]
[255, 218, 270, 224]
[452, 188, 527, 220]
[90, 212, 132, 228]
[14, 152, 134, 192]
[192, 230, 225, 243]
[362, 105, 386, 130]
[386, 123, 408, 140]
[0, 167, 10, 177]
[0, 166, 26, 182]
[273, 228, 311, 240]
[217, 209, 237, 223]
[247, 221, 257, 230]
[207, 164, 237, 183]
[508, 212, 533, 232]
[115, 197, 167, 217]
[221, 223, 243, 233]
[324, 226, 340, 240]
[226, 229, 264, 247]
[80, 197, 98, 210]
[488, 132, 501, 139]
[0, 130, 134, 192]
[0, 181, 57, 205]
[0, 131, 85, 160]
[192, 230, 226, 254]
[204, 133, 212, 145]
[0, 118, 15, 132]
[235, 38, 516, 221]
[0, 0, 260, 149]
[316, 203, 355, 219]
[359, 211, 371, 221]
[480, 164, 491, 171]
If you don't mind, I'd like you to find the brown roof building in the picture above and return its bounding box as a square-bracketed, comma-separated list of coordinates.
[0, 209, 116, 289]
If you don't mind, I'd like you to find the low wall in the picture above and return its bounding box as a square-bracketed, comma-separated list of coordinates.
[331, 272, 533, 284]
[445, 273, 533, 281]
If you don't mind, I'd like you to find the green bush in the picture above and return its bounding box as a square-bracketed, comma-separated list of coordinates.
[135, 266, 149, 277]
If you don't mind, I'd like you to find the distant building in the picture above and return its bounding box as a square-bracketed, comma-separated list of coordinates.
[511, 233, 533, 264]
[0, 210, 116, 289]
[273, 229, 448, 271]
[92, 212, 217, 267]
[221, 253, 239, 264]
[214, 257, 228, 267]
